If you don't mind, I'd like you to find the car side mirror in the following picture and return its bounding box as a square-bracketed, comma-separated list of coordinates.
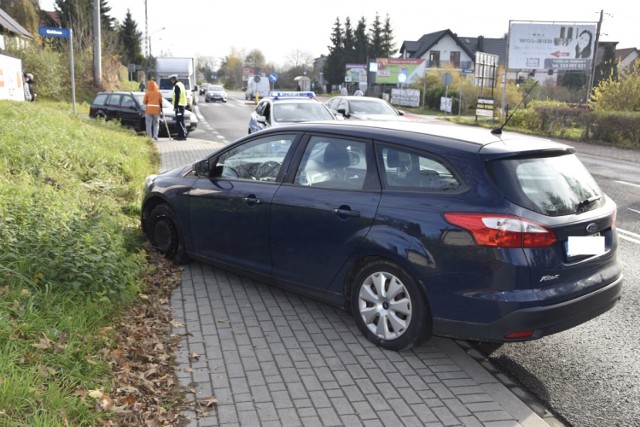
[348, 151, 360, 166]
[397, 110, 405, 116]
[194, 159, 211, 177]
[337, 108, 350, 118]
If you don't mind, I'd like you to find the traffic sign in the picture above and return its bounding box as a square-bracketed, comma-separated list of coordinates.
[462, 69, 474, 74]
[269, 72, 278, 82]
[38, 26, 71, 39]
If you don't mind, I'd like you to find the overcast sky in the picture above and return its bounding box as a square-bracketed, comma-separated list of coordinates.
[39, 0, 637, 67]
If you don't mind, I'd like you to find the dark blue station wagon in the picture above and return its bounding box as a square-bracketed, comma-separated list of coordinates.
[141, 121, 623, 350]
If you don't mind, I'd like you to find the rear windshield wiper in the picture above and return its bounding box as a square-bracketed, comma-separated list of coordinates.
[576, 195, 602, 211]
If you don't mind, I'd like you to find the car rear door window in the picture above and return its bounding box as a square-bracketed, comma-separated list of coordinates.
[379, 146, 460, 191]
[107, 94, 122, 106]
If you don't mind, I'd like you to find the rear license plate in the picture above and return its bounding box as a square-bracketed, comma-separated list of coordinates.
[566, 234, 605, 257]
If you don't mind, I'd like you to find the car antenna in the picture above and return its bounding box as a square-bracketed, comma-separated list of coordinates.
[491, 80, 539, 135]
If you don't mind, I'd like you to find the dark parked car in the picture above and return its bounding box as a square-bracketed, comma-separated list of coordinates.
[89, 91, 198, 136]
[141, 121, 623, 350]
[326, 95, 406, 120]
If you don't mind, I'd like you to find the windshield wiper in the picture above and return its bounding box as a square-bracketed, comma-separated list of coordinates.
[576, 195, 602, 211]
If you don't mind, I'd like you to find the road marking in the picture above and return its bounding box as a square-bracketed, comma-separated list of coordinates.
[614, 180, 640, 188]
[630, 208, 640, 215]
[618, 228, 640, 244]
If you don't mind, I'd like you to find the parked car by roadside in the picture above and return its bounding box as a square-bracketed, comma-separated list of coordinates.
[89, 91, 198, 136]
[326, 95, 406, 120]
[141, 120, 623, 350]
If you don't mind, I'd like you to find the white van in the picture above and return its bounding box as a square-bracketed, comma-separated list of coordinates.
[245, 76, 271, 101]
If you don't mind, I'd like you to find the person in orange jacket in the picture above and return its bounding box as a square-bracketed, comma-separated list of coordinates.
[143, 80, 163, 140]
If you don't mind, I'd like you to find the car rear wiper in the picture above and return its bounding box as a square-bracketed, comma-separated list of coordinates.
[576, 195, 602, 211]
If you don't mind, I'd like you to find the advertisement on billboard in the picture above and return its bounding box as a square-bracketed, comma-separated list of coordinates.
[345, 63, 367, 84]
[375, 58, 426, 85]
[0, 53, 25, 101]
[508, 22, 597, 71]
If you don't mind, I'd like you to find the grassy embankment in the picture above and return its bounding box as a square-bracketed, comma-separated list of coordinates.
[0, 100, 159, 425]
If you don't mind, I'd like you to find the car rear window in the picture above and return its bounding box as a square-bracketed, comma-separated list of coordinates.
[488, 153, 604, 216]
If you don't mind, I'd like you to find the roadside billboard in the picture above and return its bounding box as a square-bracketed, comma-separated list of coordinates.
[375, 58, 426, 85]
[508, 21, 597, 71]
[345, 63, 367, 84]
[0, 53, 25, 101]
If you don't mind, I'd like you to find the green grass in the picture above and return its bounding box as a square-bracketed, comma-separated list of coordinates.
[0, 99, 157, 425]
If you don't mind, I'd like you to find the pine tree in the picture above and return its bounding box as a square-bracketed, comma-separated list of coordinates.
[353, 17, 369, 63]
[324, 17, 345, 88]
[368, 12, 384, 59]
[118, 10, 143, 66]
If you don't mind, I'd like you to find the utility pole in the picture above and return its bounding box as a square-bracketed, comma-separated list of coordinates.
[586, 10, 604, 103]
[93, 0, 101, 86]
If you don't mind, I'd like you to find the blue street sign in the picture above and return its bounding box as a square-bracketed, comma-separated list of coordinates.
[269, 73, 278, 82]
[39, 26, 71, 39]
[462, 69, 474, 74]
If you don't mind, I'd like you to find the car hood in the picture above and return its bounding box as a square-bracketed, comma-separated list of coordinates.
[351, 113, 407, 121]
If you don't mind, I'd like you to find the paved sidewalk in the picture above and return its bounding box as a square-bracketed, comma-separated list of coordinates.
[152, 135, 555, 426]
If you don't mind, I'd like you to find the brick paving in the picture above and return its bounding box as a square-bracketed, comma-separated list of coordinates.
[152, 132, 560, 426]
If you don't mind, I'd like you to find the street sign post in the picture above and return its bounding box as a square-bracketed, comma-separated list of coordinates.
[39, 26, 76, 114]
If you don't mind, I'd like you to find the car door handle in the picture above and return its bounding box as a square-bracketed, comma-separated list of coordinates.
[243, 196, 262, 205]
[333, 206, 360, 218]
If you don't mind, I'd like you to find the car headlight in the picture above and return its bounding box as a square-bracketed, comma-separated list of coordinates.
[144, 174, 157, 191]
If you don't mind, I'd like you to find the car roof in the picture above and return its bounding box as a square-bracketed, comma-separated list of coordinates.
[329, 96, 389, 102]
[250, 120, 574, 157]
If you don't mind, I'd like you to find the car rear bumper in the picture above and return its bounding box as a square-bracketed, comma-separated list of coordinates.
[433, 275, 623, 342]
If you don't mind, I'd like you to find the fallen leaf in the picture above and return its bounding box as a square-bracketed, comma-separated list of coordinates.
[198, 396, 218, 407]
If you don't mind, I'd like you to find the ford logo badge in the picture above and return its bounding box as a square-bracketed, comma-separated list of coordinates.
[586, 223, 598, 234]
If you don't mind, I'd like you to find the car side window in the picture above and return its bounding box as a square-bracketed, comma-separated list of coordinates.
[107, 94, 122, 107]
[93, 93, 108, 106]
[121, 95, 136, 108]
[214, 134, 295, 182]
[380, 146, 460, 191]
[295, 136, 367, 190]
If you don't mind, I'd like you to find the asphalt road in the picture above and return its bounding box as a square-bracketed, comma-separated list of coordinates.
[191, 92, 640, 426]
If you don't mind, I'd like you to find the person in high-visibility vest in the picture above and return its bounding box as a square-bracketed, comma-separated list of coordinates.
[143, 80, 163, 140]
[170, 74, 188, 140]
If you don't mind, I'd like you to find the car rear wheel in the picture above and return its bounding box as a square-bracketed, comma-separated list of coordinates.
[147, 204, 188, 263]
[351, 261, 430, 350]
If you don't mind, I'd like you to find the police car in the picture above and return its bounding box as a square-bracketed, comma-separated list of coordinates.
[248, 91, 337, 134]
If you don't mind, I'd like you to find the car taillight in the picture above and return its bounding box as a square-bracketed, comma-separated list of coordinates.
[444, 213, 557, 248]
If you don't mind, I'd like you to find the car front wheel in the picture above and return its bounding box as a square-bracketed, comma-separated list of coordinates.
[351, 261, 430, 350]
[146, 204, 188, 263]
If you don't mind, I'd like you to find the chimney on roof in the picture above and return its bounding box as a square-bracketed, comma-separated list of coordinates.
[477, 36, 485, 52]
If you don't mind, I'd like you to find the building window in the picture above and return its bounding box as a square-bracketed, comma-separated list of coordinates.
[450, 51, 461, 68]
[430, 51, 440, 67]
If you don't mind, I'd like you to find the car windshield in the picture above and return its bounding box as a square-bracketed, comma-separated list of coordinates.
[211, 86, 225, 92]
[350, 100, 397, 115]
[489, 153, 604, 216]
[273, 102, 335, 122]
[159, 78, 191, 90]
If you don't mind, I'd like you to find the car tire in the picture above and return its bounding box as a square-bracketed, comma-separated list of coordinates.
[351, 261, 430, 350]
[147, 204, 188, 263]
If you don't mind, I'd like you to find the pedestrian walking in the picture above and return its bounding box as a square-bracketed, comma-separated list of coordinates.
[143, 80, 163, 141]
[170, 74, 188, 140]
